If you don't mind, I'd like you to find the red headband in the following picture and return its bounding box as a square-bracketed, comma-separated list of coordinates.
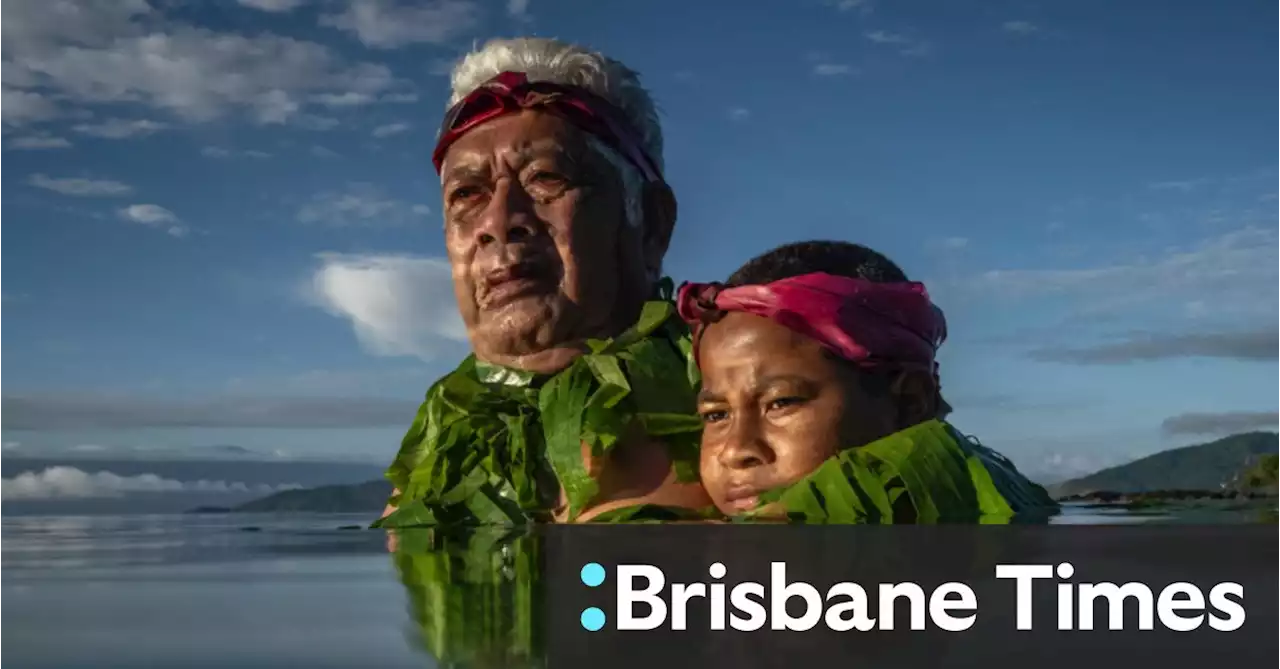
[432, 71, 663, 183]
[676, 272, 948, 372]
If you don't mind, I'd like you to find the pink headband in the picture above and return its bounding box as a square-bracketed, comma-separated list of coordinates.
[675, 272, 948, 372]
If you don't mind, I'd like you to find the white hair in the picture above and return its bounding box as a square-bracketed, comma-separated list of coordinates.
[445, 37, 662, 232]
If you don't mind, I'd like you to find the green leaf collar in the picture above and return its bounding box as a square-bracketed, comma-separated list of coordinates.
[747, 419, 1060, 524]
[376, 293, 703, 529]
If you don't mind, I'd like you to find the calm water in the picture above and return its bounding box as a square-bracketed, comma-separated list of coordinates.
[2, 503, 1274, 668]
[2, 513, 414, 669]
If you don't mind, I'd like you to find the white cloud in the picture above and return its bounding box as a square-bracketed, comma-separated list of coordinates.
[508, 0, 531, 20]
[311, 90, 421, 107]
[296, 183, 430, 227]
[119, 203, 177, 224]
[2, 60, 39, 88]
[371, 121, 411, 137]
[118, 204, 189, 237]
[0, 0, 153, 54]
[1149, 179, 1210, 192]
[382, 92, 419, 103]
[320, 0, 480, 49]
[935, 236, 970, 250]
[310, 145, 339, 158]
[311, 91, 376, 107]
[2, 2, 400, 127]
[0, 466, 303, 501]
[728, 107, 750, 121]
[1162, 410, 1280, 436]
[813, 63, 854, 76]
[1145, 170, 1277, 196]
[252, 89, 301, 124]
[296, 115, 341, 131]
[238, 0, 307, 11]
[1, 88, 61, 125]
[3, 441, 21, 451]
[72, 118, 168, 139]
[309, 253, 468, 360]
[202, 146, 272, 159]
[946, 226, 1277, 319]
[835, 0, 871, 12]
[28, 174, 132, 197]
[6, 134, 73, 150]
[864, 30, 932, 57]
[865, 30, 909, 45]
[1002, 21, 1039, 35]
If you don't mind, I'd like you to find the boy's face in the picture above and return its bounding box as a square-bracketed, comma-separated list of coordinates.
[694, 312, 900, 516]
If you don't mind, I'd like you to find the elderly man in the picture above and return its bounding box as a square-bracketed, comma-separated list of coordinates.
[377, 37, 713, 527]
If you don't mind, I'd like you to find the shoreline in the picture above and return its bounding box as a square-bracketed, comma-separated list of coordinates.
[1056, 489, 1278, 505]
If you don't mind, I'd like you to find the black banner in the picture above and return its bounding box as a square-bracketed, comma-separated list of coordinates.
[540, 525, 1277, 668]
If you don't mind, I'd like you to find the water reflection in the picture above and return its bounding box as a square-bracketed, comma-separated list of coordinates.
[393, 527, 546, 669]
[1, 512, 388, 574]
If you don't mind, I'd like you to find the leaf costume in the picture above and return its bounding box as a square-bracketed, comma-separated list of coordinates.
[746, 419, 1058, 524]
[375, 281, 706, 529]
[375, 305, 1055, 527]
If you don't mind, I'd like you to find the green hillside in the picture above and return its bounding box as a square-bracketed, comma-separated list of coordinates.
[1049, 431, 1278, 497]
[233, 479, 392, 513]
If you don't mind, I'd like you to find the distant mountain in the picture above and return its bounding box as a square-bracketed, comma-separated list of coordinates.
[1049, 432, 1279, 498]
[195, 444, 256, 457]
[234, 480, 393, 513]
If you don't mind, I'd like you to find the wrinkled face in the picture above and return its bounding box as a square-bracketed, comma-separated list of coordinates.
[440, 111, 654, 372]
[694, 312, 901, 516]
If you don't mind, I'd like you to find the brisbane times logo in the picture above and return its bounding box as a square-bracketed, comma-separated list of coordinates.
[576, 561, 1247, 633]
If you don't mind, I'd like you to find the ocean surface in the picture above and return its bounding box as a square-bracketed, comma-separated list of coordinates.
[2, 503, 1274, 668]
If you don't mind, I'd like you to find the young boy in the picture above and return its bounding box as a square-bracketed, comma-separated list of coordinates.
[677, 241, 1055, 522]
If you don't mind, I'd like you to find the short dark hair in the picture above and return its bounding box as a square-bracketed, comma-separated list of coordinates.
[726, 240, 909, 286]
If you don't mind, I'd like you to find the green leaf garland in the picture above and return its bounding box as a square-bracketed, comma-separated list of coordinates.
[746, 419, 1060, 524]
[375, 295, 703, 529]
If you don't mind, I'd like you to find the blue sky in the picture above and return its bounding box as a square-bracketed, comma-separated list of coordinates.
[2, 0, 1276, 481]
